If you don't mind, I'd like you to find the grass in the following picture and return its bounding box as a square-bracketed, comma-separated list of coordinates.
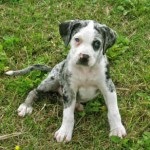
[0, 0, 150, 149]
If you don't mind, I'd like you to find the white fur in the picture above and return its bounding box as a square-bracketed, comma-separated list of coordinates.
[68, 55, 106, 102]
[17, 103, 33, 117]
[5, 70, 14, 76]
[54, 100, 76, 142]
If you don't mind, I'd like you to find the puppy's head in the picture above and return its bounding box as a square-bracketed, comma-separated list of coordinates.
[59, 20, 116, 67]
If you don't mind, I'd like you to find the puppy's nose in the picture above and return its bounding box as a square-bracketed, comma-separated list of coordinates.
[79, 53, 89, 59]
[78, 53, 89, 66]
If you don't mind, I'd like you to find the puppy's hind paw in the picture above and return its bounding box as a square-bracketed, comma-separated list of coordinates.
[17, 103, 33, 117]
[75, 103, 84, 112]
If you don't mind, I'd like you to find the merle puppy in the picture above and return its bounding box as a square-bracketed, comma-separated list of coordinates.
[6, 20, 126, 142]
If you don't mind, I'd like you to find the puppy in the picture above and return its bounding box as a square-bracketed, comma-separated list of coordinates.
[6, 20, 126, 142]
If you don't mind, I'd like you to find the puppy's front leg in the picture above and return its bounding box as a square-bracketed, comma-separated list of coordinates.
[99, 80, 126, 138]
[54, 87, 76, 142]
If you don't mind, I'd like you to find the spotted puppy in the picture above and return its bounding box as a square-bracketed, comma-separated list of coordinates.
[6, 20, 126, 142]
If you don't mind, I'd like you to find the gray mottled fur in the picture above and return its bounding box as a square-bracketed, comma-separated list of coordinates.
[6, 64, 51, 76]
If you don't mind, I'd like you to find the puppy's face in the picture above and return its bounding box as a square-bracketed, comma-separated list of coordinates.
[59, 20, 116, 67]
[70, 21, 103, 67]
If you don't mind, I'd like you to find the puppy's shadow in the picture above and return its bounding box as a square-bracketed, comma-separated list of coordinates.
[37, 91, 62, 105]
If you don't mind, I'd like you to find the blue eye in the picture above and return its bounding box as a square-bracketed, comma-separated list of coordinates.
[75, 37, 80, 42]
[92, 40, 101, 51]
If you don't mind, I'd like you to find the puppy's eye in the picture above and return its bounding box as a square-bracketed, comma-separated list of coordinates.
[92, 40, 101, 51]
[75, 37, 80, 43]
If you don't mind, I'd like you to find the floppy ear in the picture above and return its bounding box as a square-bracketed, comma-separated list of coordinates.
[59, 20, 81, 46]
[101, 26, 117, 54]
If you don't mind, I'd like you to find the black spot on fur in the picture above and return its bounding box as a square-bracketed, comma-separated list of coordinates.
[105, 63, 110, 79]
[94, 24, 117, 54]
[51, 77, 54, 80]
[92, 40, 101, 51]
[108, 83, 115, 92]
[34, 64, 41, 67]
[63, 95, 69, 103]
[105, 63, 115, 92]
[59, 20, 88, 46]
[30, 67, 34, 71]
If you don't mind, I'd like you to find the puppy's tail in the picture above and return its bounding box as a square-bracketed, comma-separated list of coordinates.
[5, 64, 51, 76]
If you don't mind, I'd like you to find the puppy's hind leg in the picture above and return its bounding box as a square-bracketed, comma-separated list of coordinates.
[17, 61, 64, 117]
[17, 89, 38, 117]
[18, 73, 59, 117]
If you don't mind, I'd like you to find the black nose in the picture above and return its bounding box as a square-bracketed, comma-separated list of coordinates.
[82, 54, 89, 59]
[78, 54, 89, 66]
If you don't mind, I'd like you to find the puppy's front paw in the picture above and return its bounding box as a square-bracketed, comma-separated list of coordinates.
[17, 103, 33, 117]
[54, 126, 73, 142]
[109, 125, 126, 138]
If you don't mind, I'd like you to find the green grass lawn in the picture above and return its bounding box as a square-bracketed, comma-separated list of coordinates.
[0, 0, 150, 149]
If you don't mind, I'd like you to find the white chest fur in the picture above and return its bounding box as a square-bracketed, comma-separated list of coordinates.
[69, 63, 105, 102]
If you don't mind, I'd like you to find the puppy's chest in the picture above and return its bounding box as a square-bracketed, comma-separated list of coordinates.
[70, 70, 100, 102]
[71, 69, 98, 86]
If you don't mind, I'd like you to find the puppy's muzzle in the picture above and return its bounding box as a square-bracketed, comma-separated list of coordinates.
[77, 53, 89, 66]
